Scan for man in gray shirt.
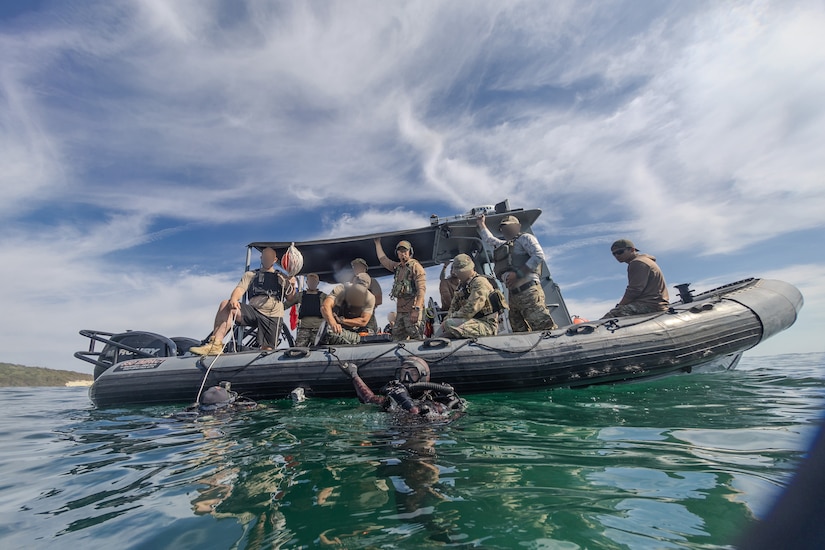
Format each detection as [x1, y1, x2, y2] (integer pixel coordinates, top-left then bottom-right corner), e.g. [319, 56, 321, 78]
[477, 215, 557, 332]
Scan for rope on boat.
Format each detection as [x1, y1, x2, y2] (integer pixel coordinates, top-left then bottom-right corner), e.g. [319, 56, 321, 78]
[194, 314, 236, 404]
[325, 342, 404, 370]
[329, 331, 551, 373]
[469, 330, 560, 355]
[270, 274, 296, 348]
[420, 339, 475, 364]
[600, 309, 674, 332]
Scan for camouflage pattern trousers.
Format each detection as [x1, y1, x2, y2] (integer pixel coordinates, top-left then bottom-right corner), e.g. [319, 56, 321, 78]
[322, 327, 362, 346]
[366, 313, 379, 334]
[439, 316, 498, 339]
[508, 284, 557, 332]
[601, 302, 667, 318]
[294, 326, 321, 347]
[392, 311, 423, 341]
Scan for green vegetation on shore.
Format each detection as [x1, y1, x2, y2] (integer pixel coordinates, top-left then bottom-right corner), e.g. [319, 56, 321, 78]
[0, 363, 92, 387]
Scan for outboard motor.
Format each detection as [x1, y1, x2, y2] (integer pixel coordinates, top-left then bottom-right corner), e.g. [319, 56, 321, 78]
[674, 283, 695, 304]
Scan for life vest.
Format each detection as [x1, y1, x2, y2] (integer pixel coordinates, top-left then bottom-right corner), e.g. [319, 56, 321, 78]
[493, 234, 534, 279]
[298, 291, 322, 318]
[390, 259, 420, 300]
[247, 269, 283, 300]
[333, 287, 367, 321]
[338, 301, 366, 321]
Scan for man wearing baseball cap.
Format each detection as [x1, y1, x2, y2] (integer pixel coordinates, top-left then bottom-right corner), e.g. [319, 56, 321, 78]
[477, 214, 557, 332]
[373, 238, 427, 341]
[320, 272, 375, 345]
[350, 258, 383, 333]
[601, 239, 669, 318]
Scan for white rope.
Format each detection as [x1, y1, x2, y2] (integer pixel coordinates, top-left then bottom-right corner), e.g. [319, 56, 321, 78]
[193, 269, 292, 404]
[272, 274, 295, 349]
[194, 310, 235, 404]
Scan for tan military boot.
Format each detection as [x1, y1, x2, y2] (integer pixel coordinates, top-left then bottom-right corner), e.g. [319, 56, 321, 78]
[189, 337, 224, 356]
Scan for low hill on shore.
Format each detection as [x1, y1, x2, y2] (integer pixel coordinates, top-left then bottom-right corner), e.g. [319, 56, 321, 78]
[0, 363, 93, 387]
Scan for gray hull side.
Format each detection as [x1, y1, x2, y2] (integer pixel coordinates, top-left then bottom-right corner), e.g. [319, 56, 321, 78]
[89, 279, 802, 407]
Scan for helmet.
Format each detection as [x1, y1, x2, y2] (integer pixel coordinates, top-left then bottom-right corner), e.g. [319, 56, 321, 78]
[198, 385, 235, 411]
[396, 357, 430, 384]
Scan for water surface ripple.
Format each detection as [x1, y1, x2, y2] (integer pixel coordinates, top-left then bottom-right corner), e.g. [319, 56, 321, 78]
[0, 352, 822, 549]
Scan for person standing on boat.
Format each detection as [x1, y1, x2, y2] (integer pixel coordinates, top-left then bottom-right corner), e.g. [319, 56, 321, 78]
[284, 273, 327, 347]
[320, 273, 375, 345]
[190, 247, 296, 355]
[350, 258, 383, 334]
[339, 357, 466, 419]
[434, 254, 501, 339]
[373, 238, 427, 341]
[476, 214, 557, 332]
[601, 239, 669, 318]
[439, 260, 461, 311]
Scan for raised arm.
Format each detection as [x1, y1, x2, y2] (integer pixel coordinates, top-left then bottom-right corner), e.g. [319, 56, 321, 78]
[476, 214, 505, 248]
[374, 238, 397, 271]
[340, 362, 387, 406]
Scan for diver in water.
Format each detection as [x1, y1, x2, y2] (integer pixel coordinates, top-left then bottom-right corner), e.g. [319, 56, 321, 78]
[339, 357, 466, 419]
[173, 381, 257, 419]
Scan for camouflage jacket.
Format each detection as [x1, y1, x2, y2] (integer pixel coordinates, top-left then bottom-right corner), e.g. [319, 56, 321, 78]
[449, 275, 495, 320]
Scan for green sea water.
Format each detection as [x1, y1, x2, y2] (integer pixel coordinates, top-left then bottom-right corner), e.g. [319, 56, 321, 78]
[1, 352, 823, 549]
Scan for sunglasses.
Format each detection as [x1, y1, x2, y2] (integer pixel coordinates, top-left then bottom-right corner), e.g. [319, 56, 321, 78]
[612, 248, 628, 256]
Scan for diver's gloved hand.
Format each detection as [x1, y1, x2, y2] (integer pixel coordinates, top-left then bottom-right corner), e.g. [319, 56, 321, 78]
[340, 362, 359, 378]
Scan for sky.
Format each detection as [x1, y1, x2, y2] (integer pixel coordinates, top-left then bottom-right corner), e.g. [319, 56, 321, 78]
[1, 0, 823, 373]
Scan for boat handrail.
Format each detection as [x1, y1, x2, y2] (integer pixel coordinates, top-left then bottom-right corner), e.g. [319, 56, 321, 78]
[74, 329, 177, 370]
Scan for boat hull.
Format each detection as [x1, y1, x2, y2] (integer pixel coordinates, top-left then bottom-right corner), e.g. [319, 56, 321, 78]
[88, 278, 802, 408]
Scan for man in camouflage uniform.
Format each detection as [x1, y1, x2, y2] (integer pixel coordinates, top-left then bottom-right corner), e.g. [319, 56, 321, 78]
[477, 214, 557, 332]
[374, 238, 427, 341]
[320, 273, 375, 345]
[435, 254, 499, 339]
[350, 258, 383, 334]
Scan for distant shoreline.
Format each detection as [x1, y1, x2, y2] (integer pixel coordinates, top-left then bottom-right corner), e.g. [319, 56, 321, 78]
[0, 363, 93, 387]
[65, 380, 94, 387]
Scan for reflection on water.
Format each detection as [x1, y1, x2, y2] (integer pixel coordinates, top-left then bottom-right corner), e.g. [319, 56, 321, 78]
[0, 352, 822, 548]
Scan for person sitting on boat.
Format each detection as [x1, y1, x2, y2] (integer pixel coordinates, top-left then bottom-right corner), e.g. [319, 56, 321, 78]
[190, 247, 296, 355]
[339, 357, 466, 419]
[320, 273, 375, 345]
[477, 214, 557, 332]
[283, 273, 327, 347]
[383, 311, 396, 334]
[434, 254, 502, 339]
[601, 239, 669, 318]
[439, 260, 461, 311]
[373, 238, 427, 341]
[350, 258, 383, 334]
